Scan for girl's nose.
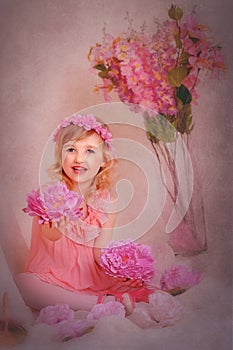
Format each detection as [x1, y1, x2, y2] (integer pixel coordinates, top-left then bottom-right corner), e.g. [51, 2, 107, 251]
[74, 151, 86, 163]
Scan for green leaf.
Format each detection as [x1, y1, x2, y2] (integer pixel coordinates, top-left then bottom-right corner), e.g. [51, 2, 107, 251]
[176, 105, 194, 134]
[171, 118, 178, 130]
[168, 66, 188, 87]
[176, 97, 184, 111]
[189, 37, 200, 44]
[176, 84, 192, 105]
[179, 51, 190, 65]
[144, 114, 177, 143]
[98, 70, 109, 79]
[183, 104, 192, 117]
[168, 5, 183, 21]
[94, 64, 107, 71]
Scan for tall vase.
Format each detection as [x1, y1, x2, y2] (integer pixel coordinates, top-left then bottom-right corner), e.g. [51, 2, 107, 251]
[149, 133, 207, 256]
[167, 142, 208, 255]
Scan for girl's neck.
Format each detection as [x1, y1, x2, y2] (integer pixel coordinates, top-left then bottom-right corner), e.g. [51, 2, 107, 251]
[72, 181, 93, 198]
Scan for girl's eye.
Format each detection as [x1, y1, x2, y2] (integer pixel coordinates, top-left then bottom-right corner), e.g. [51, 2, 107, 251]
[67, 147, 76, 153]
[87, 149, 95, 154]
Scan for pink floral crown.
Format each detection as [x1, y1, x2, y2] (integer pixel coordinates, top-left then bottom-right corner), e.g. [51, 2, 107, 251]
[52, 114, 113, 150]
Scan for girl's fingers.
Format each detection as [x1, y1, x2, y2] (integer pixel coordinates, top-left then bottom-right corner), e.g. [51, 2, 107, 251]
[42, 221, 49, 232]
[57, 216, 69, 229]
[123, 278, 144, 288]
[51, 219, 58, 228]
[59, 216, 65, 228]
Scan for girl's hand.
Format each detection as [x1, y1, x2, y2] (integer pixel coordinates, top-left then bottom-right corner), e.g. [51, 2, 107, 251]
[41, 216, 68, 241]
[121, 277, 144, 289]
[114, 277, 144, 292]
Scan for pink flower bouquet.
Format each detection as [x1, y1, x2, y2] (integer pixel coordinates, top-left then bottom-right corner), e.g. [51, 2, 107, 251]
[160, 264, 201, 295]
[100, 240, 156, 284]
[89, 5, 225, 136]
[23, 182, 83, 224]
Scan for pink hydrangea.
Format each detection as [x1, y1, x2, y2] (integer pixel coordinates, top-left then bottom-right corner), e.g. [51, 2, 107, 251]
[100, 240, 156, 283]
[35, 304, 75, 325]
[149, 290, 184, 326]
[160, 264, 201, 295]
[23, 182, 83, 224]
[87, 301, 125, 321]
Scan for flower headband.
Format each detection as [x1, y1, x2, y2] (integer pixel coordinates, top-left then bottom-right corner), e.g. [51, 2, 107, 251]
[52, 114, 113, 151]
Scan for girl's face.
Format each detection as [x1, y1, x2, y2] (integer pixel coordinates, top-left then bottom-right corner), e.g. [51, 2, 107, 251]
[62, 132, 105, 192]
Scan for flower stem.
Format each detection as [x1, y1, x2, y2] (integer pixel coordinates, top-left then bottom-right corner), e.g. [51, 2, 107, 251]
[150, 140, 176, 203]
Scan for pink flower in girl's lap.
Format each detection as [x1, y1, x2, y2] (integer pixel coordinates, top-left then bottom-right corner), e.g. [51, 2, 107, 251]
[160, 265, 201, 295]
[100, 240, 156, 284]
[35, 304, 75, 325]
[87, 301, 126, 321]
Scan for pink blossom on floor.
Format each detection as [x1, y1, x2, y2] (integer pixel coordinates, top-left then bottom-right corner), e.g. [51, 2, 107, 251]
[128, 302, 155, 329]
[160, 265, 201, 295]
[149, 290, 184, 326]
[56, 319, 95, 341]
[100, 240, 156, 284]
[35, 304, 75, 326]
[87, 301, 126, 321]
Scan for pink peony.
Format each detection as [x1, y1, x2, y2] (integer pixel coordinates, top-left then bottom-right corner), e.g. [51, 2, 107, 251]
[56, 319, 95, 341]
[100, 240, 156, 284]
[23, 189, 49, 223]
[23, 182, 83, 224]
[35, 304, 75, 325]
[87, 301, 125, 321]
[160, 264, 201, 295]
[42, 182, 83, 222]
[149, 290, 184, 326]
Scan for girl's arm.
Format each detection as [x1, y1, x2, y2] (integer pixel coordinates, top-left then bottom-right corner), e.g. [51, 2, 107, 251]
[93, 210, 117, 264]
[41, 217, 67, 241]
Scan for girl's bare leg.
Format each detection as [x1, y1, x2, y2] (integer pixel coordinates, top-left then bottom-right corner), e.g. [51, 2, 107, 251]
[15, 273, 113, 311]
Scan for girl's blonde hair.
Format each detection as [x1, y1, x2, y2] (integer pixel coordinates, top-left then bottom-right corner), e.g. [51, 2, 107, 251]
[48, 119, 118, 198]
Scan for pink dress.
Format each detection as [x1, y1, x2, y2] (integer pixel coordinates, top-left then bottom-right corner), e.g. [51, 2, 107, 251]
[24, 191, 152, 302]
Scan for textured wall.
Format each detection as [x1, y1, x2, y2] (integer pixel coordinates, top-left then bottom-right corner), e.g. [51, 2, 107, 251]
[0, 0, 232, 345]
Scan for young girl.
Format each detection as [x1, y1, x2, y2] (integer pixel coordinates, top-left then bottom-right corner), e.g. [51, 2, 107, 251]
[16, 114, 153, 314]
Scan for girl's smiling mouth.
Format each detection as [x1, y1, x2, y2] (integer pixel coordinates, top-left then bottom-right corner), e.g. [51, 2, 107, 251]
[72, 165, 88, 173]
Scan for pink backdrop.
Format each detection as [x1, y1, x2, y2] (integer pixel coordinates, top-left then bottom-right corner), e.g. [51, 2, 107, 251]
[0, 0, 232, 348]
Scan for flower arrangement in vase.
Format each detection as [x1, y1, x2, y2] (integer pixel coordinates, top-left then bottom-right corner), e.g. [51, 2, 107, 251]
[88, 5, 225, 254]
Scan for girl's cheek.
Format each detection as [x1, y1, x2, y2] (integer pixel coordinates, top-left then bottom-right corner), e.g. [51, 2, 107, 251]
[62, 152, 72, 164]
